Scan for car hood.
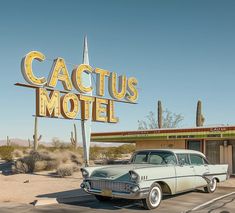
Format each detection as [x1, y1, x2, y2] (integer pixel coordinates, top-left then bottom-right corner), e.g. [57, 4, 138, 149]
[90, 164, 158, 180]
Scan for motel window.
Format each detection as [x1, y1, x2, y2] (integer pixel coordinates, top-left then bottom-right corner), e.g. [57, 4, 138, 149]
[187, 140, 202, 152]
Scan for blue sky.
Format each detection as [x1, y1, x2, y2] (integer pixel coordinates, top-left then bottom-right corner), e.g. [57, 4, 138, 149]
[0, 0, 235, 143]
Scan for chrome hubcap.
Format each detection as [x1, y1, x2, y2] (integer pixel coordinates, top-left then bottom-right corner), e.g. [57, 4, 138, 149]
[151, 190, 158, 203]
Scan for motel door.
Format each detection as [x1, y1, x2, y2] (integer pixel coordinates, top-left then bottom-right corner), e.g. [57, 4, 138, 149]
[206, 140, 234, 175]
[206, 141, 223, 164]
[226, 140, 235, 175]
[187, 140, 203, 152]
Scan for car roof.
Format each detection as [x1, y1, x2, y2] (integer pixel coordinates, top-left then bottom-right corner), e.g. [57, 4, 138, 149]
[135, 149, 206, 157]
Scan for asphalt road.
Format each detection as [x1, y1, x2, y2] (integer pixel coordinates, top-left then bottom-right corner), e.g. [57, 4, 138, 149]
[0, 187, 234, 213]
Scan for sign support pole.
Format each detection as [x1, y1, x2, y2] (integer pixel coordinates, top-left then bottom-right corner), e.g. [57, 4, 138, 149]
[81, 35, 92, 166]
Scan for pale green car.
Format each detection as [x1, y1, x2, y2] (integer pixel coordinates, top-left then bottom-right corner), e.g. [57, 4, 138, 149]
[80, 149, 228, 210]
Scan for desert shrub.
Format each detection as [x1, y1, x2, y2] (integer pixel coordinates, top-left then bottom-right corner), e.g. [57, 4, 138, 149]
[46, 160, 59, 171]
[117, 144, 135, 154]
[51, 138, 71, 150]
[37, 144, 47, 149]
[12, 149, 81, 174]
[55, 151, 71, 164]
[56, 163, 78, 177]
[34, 160, 47, 172]
[19, 155, 37, 173]
[0, 146, 14, 161]
[12, 150, 57, 173]
[12, 160, 29, 173]
[52, 138, 61, 148]
[12, 148, 82, 174]
[36, 150, 55, 161]
[67, 151, 82, 165]
[90, 146, 104, 160]
[12, 149, 24, 159]
[23, 148, 31, 155]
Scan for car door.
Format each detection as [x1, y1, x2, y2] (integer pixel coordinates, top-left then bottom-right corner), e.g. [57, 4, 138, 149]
[175, 154, 195, 193]
[189, 154, 209, 188]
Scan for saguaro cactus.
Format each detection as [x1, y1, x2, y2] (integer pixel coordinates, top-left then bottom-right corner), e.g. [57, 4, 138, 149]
[70, 123, 78, 149]
[33, 116, 42, 151]
[28, 139, 31, 148]
[6, 136, 11, 146]
[196, 100, 205, 127]
[158, 100, 163, 129]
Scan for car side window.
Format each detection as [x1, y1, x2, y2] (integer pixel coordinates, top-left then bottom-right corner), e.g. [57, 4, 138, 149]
[164, 154, 177, 165]
[190, 154, 204, 165]
[149, 154, 163, 164]
[177, 154, 190, 165]
[149, 152, 177, 165]
[133, 153, 148, 164]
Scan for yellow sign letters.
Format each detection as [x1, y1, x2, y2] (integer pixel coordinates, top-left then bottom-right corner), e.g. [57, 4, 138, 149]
[21, 50, 139, 123]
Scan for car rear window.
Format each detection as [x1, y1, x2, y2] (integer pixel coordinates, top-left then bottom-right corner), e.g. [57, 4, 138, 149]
[190, 154, 204, 165]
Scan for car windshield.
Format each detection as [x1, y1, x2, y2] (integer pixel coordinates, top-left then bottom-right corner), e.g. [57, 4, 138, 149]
[131, 151, 177, 165]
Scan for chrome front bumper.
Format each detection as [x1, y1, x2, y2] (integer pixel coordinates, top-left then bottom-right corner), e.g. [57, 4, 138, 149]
[81, 180, 149, 199]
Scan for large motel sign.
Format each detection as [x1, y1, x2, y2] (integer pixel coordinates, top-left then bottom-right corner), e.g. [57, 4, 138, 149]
[16, 36, 139, 166]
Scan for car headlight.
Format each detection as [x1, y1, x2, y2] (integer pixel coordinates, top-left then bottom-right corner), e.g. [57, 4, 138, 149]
[129, 171, 139, 182]
[81, 168, 89, 178]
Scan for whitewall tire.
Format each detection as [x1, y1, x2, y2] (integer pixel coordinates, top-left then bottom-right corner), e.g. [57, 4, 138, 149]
[204, 178, 217, 193]
[142, 183, 162, 210]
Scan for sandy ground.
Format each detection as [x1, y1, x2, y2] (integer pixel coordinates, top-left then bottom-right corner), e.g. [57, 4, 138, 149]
[0, 171, 83, 204]
[218, 177, 235, 187]
[0, 170, 234, 205]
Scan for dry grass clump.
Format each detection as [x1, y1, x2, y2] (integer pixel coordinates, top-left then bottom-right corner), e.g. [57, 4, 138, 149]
[56, 163, 79, 177]
[12, 149, 81, 176]
[0, 146, 14, 161]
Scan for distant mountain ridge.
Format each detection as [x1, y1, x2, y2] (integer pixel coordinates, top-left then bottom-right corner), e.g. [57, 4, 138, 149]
[0, 138, 51, 147]
[0, 138, 120, 147]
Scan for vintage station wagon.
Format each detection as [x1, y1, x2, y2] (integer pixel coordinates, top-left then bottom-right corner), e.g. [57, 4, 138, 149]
[80, 149, 228, 209]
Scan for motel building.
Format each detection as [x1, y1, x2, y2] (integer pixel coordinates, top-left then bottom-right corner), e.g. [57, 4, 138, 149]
[91, 126, 235, 175]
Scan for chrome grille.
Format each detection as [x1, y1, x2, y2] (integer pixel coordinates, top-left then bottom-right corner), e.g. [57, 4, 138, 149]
[90, 180, 129, 192]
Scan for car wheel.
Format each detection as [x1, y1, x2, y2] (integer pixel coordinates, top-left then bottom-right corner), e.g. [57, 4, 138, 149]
[204, 178, 217, 193]
[142, 183, 162, 210]
[95, 195, 111, 202]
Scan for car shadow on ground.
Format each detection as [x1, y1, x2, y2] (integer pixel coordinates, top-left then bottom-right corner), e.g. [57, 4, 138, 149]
[65, 197, 145, 211]
[37, 188, 87, 202]
[162, 188, 206, 201]
[38, 189, 144, 210]
[37, 188, 206, 211]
